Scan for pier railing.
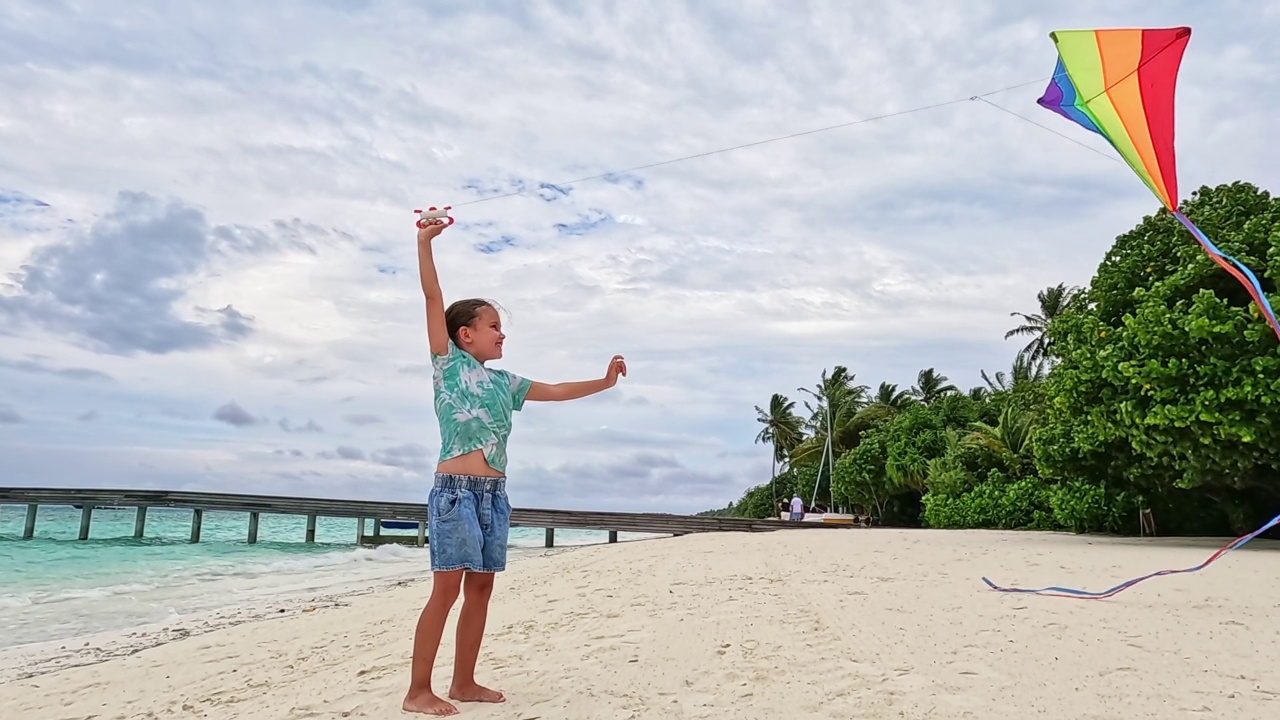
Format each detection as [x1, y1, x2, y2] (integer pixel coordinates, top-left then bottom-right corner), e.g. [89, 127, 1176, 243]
[0, 487, 849, 548]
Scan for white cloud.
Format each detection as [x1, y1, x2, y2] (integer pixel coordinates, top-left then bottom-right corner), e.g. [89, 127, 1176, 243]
[1, 1, 1278, 512]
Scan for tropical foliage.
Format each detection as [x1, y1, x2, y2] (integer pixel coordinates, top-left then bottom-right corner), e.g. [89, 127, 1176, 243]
[716, 182, 1280, 537]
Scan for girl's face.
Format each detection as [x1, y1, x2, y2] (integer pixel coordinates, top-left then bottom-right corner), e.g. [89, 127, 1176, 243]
[461, 306, 505, 361]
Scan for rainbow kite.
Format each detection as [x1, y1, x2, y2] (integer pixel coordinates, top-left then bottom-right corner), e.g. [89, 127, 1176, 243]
[1037, 27, 1280, 341]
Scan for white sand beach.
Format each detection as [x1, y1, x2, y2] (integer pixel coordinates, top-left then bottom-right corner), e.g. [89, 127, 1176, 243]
[2, 528, 1278, 719]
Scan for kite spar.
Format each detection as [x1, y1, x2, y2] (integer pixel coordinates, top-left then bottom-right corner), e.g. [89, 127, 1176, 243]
[1036, 26, 1280, 341]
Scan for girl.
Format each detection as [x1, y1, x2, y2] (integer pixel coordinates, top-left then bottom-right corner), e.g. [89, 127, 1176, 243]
[403, 217, 627, 716]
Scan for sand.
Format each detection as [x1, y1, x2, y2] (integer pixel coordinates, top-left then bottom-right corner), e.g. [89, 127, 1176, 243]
[1, 527, 1278, 719]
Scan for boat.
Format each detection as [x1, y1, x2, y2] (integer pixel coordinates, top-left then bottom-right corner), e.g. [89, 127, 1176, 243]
[379, 520, 420, 530]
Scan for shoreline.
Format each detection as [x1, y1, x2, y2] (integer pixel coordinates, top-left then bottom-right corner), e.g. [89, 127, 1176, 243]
[0, 543, 589, 684]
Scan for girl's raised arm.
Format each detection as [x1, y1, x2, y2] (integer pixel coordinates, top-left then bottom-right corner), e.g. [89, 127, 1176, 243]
[417, 220, 450, 357]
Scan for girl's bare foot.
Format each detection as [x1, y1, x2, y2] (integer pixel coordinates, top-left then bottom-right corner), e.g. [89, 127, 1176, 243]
[402, 689, 458, 716]
[448, 682, 505, 704]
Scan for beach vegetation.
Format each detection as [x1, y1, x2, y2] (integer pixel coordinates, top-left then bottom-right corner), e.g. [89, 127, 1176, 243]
[723, 182, 1280, 537]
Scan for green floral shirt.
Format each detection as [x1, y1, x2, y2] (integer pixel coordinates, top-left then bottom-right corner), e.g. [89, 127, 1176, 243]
[431, 340, 532, 474]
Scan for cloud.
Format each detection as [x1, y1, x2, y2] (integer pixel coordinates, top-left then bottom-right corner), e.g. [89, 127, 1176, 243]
[370, 443, 432, 473]
[0, 189, 50, 212]
[279, 417, 324, 433]
[315, 445, 366, 462]
[0, 355, 113, 382]
[474, 235, 518, 254]
[336, 445, 365, 461]
[212, 401, 257, 427]
[0, 404, 22, 424]
[511, 451, 740, 512]
[603, 173, 645, 191]
[0, 189, 54, 233]
[553, 209, 613, 236]
[0, 192, 255, 355]
[342, 413, 384, 426]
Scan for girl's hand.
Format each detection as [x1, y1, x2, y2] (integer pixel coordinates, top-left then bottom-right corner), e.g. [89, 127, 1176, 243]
[604, 355, 627, 387]
[417, 218, 448, 244]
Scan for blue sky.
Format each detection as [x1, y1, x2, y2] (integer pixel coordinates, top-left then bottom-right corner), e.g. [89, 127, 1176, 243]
[1, 1, 1278, 512]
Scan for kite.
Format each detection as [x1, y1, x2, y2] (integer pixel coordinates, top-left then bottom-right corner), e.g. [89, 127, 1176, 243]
[980, 30, 1280, 600]
[1036, 26, 1280, 341]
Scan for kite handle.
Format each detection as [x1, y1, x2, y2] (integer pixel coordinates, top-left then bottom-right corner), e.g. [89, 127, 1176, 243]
[414, 205, 454, 228]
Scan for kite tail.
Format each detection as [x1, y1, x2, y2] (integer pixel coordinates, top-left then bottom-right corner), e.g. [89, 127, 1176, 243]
[981, 512, 1280, 600]
[1172, 211, 1280, 342]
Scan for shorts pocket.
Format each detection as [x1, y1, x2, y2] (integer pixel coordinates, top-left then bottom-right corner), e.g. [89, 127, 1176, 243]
[432, 488, 464, 522]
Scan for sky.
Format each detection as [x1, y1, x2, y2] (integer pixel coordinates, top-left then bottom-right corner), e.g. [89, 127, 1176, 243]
[1, 1, 1278, 514]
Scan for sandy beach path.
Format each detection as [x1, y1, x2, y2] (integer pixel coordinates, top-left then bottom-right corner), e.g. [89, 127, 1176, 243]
[1, 528, 1278, 719]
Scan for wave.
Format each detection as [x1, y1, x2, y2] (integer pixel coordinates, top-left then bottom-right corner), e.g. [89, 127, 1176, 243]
[3, 544, 428, 609]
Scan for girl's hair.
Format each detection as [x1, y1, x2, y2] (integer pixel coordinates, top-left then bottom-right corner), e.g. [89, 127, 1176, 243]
[444, 298, 503, 344]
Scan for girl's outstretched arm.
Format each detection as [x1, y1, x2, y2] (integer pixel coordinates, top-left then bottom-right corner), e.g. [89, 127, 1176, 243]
[417, 220, 450, 356]
[526, 355, 627, 402]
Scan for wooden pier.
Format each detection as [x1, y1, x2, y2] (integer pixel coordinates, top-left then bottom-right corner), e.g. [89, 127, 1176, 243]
[0, 487, 847, 548]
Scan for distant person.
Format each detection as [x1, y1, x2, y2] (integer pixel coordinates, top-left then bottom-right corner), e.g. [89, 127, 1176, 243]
[402, 215, 628, 716]
[789, 494, 805, 521]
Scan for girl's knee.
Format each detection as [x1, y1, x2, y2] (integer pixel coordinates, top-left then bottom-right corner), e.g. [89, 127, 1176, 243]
[462, 571, 495, 599]
[429, 571, 465, 603]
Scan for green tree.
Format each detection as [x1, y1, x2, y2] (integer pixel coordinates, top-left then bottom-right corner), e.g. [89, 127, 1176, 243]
[1035, 182, 1280, 533]
[980, 350, 1048, 393]
[754, 393, 804, 502]
[871, 382, 916, 409]
[1005, 282, 1082, 364]
[790, 366, 869, 466]
[980, 350, 1049, 417]
[967, 403, 1037, 477]
[910, 368, 958, 405]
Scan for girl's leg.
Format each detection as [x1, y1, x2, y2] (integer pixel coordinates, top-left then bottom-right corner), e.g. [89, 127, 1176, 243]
[448, 571, 504, 702]
[403, 570, 464, 716]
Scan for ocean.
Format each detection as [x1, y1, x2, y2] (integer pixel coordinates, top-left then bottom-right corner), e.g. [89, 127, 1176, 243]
[0, 504, 641, 650]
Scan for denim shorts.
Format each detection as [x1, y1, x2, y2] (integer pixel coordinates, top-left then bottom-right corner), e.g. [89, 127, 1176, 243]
[428, 473, 511, 573]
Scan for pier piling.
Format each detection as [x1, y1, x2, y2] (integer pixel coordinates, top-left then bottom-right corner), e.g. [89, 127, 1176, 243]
[78, 506, 92, 541]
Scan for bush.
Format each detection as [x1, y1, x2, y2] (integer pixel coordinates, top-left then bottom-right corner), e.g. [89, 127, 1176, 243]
[922, 474, 1054, 530]
[1044, 481, 1139, 534]
[1036, 182, 1280, 510]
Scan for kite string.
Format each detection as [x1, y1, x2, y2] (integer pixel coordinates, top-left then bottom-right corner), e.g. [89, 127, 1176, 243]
[969, 96, 1122, 163]
[449, 76, 1053, 209]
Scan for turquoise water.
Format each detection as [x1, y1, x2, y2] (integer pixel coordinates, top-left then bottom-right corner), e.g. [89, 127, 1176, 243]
[0, 504, 643, 649]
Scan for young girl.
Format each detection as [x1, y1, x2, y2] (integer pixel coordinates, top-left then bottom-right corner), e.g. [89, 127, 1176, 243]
[403, 217, 627, 716]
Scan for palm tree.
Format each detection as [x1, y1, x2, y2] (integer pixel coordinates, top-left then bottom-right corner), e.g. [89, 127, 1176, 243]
[871, 381, 916, 410]
[980, 350, 1049, 393]
[910, 368, 958, 405]
[755, 393, 804, 504]
[966, 404, 1037, 473]
[792, 366, 869, 506]
[1006, 283, 1082, 364]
